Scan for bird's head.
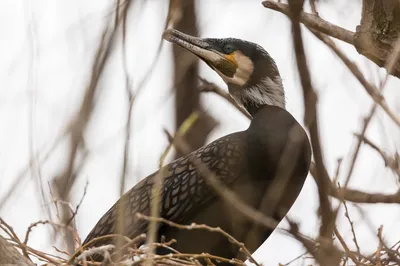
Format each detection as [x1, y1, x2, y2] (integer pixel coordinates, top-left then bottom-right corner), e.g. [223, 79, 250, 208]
[163, 29, 285, 116]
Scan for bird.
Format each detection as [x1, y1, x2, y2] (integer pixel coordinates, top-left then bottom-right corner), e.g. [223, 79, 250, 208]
[80, 29, 311, 265]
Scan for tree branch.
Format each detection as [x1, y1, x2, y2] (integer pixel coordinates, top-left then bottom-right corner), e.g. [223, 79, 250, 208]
[262, 0, 400, 78]
[309, 163, 400, 204]
[287, 0, 335, 243]
[262, 0, 355, 45]
[0, 236, 35, 266]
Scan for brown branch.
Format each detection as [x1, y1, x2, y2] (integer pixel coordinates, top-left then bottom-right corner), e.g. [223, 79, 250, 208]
[0, 217, 30, 260]
[0, 236, 35, 266]
[309, 163, 400, 203]
[52, 8, 123, 251]
[172, 0, 217, 159]
[22, 219, 79, 253]
[262, 0, 355, 45]
[198, 77, 252, 119]
[284, 217, 342, 266]
[22, 243, 65, 264]
[355, 0, 400, 78]
[376, 226, 384, 266]
[300, 30, 400, 203]
[280, 250, 308, 266]
[65, 180, 89, 227]
[337, 187, 400, 204]
[342, 200, 361, 256]
[287, 0, 334, 242]
[333, 227, 361, 266]
[356, 134, 400, 178]
[262, 0, 400, 78]
[309, 29, 400, 128]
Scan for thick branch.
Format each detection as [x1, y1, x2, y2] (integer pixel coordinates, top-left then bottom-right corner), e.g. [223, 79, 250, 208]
[262, 0, 355, 45]
[0, 236, 35, 266]
[355, 0, 400, 77]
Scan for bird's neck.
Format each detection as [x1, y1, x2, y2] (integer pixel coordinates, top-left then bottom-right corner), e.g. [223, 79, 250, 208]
[228, 76, 286, 117]
[242, 101, 266, 117]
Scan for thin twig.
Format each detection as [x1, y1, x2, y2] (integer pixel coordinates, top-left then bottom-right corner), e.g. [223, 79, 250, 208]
[198, 77, 252, 119]
[333, 227, 361, 266]
[0, 217, 30, 259]
[280, 250, 309, 266]
[65, 180, 89, 227]
[342, 200, 361, 256]
[68, 234, 133, 264]
[22, 219, 79, 253]
[355, 134, 400, 178]
[376, 226, 384, 266]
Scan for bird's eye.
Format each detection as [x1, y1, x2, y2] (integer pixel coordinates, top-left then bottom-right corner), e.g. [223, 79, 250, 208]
[223, 44, 235, 54]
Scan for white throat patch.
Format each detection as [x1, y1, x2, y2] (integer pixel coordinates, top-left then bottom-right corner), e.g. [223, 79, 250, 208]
[231, 76, 286, 110]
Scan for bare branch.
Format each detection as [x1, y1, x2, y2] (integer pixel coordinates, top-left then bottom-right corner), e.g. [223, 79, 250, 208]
[309, 30, 400, 128]
[287, 0, 334, 242]
[342, 200, 361, 256]
[198, 77, 252, 119]
[0, 236, 35, 266]
[263, 0, 400, 78]
[356, 134, 400, 178]
[262, 0, 355, 45]
[309, 164, 400, 203]
[334, 227, 361, 266]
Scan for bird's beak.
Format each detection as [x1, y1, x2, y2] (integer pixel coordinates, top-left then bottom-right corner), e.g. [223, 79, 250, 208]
[162, 29, 237, 77]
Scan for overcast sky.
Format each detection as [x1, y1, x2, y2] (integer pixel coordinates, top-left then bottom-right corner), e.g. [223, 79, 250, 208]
[1, 0, 400, 265]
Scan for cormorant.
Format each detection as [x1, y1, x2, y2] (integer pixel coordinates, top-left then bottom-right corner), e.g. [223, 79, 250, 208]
[81, 29, 311, 264]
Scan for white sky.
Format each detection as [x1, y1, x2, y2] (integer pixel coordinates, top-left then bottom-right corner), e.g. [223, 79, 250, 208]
[1, 0, 400, 265]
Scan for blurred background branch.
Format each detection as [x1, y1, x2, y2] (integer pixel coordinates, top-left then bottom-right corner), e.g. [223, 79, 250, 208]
[172, 0, 218, 158]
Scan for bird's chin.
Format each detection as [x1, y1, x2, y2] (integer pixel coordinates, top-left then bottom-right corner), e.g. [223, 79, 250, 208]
[203, 59, 237, 79]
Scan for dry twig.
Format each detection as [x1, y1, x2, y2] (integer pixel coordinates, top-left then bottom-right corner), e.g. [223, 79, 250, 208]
[198, 77, 252, 119]
[137, 214, 260, 266]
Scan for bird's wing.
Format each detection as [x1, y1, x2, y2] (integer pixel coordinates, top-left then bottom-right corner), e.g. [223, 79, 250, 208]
[82, 132, 246, 247]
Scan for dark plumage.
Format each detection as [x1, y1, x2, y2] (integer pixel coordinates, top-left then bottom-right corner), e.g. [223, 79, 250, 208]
[81, 29, 311, 265]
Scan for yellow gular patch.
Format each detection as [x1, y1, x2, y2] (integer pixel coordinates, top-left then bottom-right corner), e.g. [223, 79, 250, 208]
[224, 52, 238, 67]
[216, 51, 253, 86]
